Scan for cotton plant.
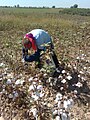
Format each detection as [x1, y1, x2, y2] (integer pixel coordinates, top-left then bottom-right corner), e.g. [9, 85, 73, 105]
[61, 112, 70, 120]
[66, 75, 72, 81]
[28, 77, 45, 103]
[55, 93, 63, 103]
[75, 82, 83, 88]
[61, 79, 67, 84]
[62, 70, 66, 74]
[7, 72, 14, 79]
[0, 48, 89, 120]
[52, 91, 74, 120]
[6, 79, 12, 84]
[30, 107, 38, 120]
[53, 108, 71, 120]
[13, 91, 19, 98]
[28, 84, 36, 91]
[0, 62, 5, 67]
[30, 87, 44, 101]
[15, 79, 25, 85]
[63, 98, 74, 110]
[8, 94, 13, 99]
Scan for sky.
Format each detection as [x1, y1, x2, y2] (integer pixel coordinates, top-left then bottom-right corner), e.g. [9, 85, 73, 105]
[0, 0, 90, 8]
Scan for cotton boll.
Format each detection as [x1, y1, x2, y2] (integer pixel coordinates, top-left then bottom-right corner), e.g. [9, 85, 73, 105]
[34, 78, 38, 81]
[69, 98, 74, 107]
[6, 79, 12, 84]
[75, 82, 82, 88]
[55, 93, 62, 102]
[81, 57, 84, 60]
[31, 108, 38, 118]
[81, 54, 85, 56]
[61, 79, 66, 84]
[0, 62, 5, 67]
[53, 109, 58, 115]
[58, 109, 63, 115]
[58, 75, 63, 79]
[40, 92, 44, 98]
[62, 70, 66, 74]
[8, 94, 13, 99]
[28, 77, 33, 82]
[2, 89, 6, 94]
[66, 73, 70, 76]
[31, 93, 39, 101]
[74, 90, 78, 94]
[84, 67, 87, 70]
[14, 91, 19, 98]
[20, 80, 25, 85]
[60, 87, 64, 91]
[39, 80, 41, 83]
[7, 73, 13, 78]
[63, 100, 68, 109]
[66, 76, 72, 80]
[67, 99, 74, 109]
[78, 74, 80, 78]
[15, 80, 21, 85]
[79, 71, 84, 74]
[55, 115, 60, 120]
[61, 112, 70, 120]
[33, 82, 37, 85]
[15, 79, 24, 85]
[0, 78, 3, 81]
[43, 73, 48, 77]
[50, 82, 53, 86]
[37, 85, 43, 90]
[48, 77, 53, 82]
[58, 101, 61, 108]
[56, 93, 62, 100]
[29, 85, 35, 91]
[76, 56, 80, 60]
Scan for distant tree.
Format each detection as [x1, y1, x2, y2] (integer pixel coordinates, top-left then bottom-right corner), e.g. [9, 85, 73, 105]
[70, 4, 78, 8]
[5, 6, 8, 8]
[14, 5, 16, 8]
[17, 4, 20, 8]
[52, 6, 55, 8]
[70, 6, 74, 8]
[73, 4, 78, 8]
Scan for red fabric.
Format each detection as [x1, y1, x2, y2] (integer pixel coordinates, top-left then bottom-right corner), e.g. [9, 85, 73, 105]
[28, 38, 37, 51]
[23, 33, 37, 51]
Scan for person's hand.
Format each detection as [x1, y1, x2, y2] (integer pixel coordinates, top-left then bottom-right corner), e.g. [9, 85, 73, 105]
[22, 48, 28, 57]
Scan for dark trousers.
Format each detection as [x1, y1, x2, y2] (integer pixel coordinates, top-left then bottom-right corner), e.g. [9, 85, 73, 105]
[51, 51, 59, 68]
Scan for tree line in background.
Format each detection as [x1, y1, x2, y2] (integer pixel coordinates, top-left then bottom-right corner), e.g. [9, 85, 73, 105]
[0, 4, 90, 16]
[0, 4, 79, 8]
[59, 8, 90, 16]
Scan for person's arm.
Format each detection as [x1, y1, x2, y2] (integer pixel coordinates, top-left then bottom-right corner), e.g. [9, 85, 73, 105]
[22, 47, 28, 58]
[23, 49, 41, 62]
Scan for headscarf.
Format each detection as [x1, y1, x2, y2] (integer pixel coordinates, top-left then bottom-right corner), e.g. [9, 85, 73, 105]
[23, 33, 37, 51]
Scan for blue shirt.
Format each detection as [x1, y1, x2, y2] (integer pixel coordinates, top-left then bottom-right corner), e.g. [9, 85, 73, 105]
[28, 29, 51, 50]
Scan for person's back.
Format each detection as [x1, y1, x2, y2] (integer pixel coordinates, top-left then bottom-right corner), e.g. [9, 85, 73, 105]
[28, 29, 51, 50]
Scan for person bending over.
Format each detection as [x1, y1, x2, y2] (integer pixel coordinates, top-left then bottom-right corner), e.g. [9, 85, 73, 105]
[22, 29, 59, 69]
